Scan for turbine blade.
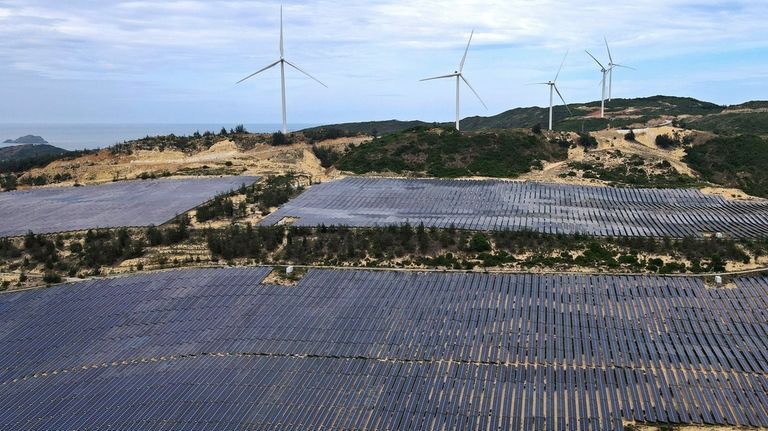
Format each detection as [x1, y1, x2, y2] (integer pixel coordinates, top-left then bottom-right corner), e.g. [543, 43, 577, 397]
[284, 59, 328, 87]
[460, 74, 487, 109]
[613, 63, 636, 70]
[553, 49, 569, 82]
[236, 60, 281, 83]
[585, 50, 605, 70]
[554, 85, 573, 115]
[526, 82, 551, 86]
[459, 29, 474, 72]
[420, 73, 458, 81]
[280, 5, 284, 58]
[604, 36, 613, 63]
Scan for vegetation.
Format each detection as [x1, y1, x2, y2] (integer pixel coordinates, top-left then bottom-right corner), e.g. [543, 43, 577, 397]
[655, 134, 679, 149]
[685, 112, 768, 136]
[0, 173, 17, 191]
[577, 133, 598, 149]
[685, 135, 768, 198]
[206, 224, 761, 274]
[311, 145, 344, 168]
[195, 174, 304, 222]
[0, 143, 67, 163]
[0, 149, 95, 175]
[303, 96, 729, 134]
[301, 120, 432, 136]
[303, 127, 357, 143]
[624, 129, 636, 141]
[567, 155, 697, 188]
[271, 131, 290, 146]
[336, 127, 568, 177]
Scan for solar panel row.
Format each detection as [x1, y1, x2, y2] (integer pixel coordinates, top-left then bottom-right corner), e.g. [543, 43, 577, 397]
[260, 177, 768, 237]
[0, 267, 767, 430]
[0, 176, 258, 237]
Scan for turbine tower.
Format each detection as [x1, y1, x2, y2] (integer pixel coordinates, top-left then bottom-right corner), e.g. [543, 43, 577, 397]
[532, 51, 573, 130]
[420, 30, 487, 131]
[603, 37, 634, 101]
[585, 50, 609, 118]
[237, 6, 327, 134]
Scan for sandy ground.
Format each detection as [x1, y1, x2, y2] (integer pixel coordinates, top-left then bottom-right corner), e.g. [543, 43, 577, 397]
[20, 137, 351, 188]
[516, 126, 759, 200]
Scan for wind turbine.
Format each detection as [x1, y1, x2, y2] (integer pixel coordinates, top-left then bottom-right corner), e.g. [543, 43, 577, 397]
[420, 30, 487, 131]
[532, 51, 573, 130]
[237, 6, 327, 134]
[603, 37, 634, 101]
[585, 50, 609, 118]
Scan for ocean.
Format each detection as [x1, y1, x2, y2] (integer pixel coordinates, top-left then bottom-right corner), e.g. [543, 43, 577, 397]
[0, 123, 317, 151]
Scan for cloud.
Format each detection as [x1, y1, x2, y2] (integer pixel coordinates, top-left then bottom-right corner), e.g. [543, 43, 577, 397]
[0, 0, 766, 122]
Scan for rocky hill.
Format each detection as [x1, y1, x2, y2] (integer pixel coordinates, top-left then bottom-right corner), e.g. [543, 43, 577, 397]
[0, 143, 67, 162]
[305, 95, 767, 135]
[2, 135, 48, 145]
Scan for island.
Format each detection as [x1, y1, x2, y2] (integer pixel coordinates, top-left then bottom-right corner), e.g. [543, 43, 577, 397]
[3, 135, 48, 144]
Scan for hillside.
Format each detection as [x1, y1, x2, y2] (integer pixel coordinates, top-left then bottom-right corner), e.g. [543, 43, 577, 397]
[304, 96, 730, 135]
[685, 135, 768, 198]
[0, 144, 67, 162]
[336, 127, 568, 177]
[306, 96, 768, 135]
[302, 119, 433, 136]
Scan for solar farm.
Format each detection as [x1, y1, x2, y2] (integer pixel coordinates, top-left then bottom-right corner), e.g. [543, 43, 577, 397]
[260, 177, 768, 237]
[0, 176, 257, 237]
[1, 267, 767, 430]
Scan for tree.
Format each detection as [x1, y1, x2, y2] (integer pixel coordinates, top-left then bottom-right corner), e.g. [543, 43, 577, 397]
[468, 233, 492, 252]
[219, 127, 228, 136]
[577, 133, 598, 149]
[234, 124, 247, 134]
[624, 129, 636, 141]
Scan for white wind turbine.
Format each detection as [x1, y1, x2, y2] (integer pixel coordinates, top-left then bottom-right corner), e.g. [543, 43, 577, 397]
[237, 6, 327, 134]
[604, 37, 634, 101]
[585, 50, 609, 118]
[532, 51, 573, 130]
[420, 30, 487, 131]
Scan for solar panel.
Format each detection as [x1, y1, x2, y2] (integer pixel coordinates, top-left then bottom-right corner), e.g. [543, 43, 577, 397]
[260, 177, 768, 238]
[0, 176, 258, 237]
[1, 267, 767, 429]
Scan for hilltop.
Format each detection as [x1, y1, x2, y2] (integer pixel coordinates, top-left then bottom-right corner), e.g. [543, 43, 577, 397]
[305, 95, 767, 135]
[2, 135, 48, 145]
[0, 143, 67, 162]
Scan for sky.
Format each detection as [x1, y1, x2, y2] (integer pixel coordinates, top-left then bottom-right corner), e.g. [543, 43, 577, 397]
[1, 0, 767, 125]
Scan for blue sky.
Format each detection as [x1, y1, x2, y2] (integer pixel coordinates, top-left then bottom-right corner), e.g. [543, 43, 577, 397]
[1, 0, 766, 125]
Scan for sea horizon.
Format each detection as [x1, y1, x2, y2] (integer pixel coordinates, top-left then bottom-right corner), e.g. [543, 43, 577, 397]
[0, 123, 318, 151]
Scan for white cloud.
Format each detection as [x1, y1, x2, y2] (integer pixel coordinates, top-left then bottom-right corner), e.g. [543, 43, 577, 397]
[0, 0, 766, 122]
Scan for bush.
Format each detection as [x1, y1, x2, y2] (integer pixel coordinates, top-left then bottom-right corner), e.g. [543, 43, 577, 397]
[577, 133, 598, 149]
[311, 145, 343, 168]
[655, 133, 678, 149]
[468, 233, 492, 252]
[43, 271, 62, 284]
[271, 131, 289, 146]
[532, 123, 542, 135]
[624, 129, 635, 141]
[1, 173, 18, 191]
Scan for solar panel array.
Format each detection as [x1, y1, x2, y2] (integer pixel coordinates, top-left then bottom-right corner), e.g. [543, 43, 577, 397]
[260, 177, 768, 237]
[0, 176, 257, 237]
[1, 268, 767, 430]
